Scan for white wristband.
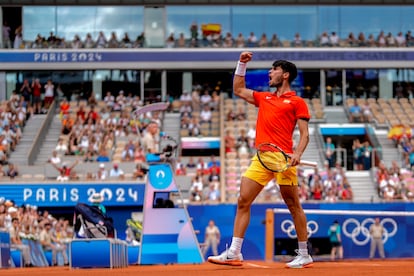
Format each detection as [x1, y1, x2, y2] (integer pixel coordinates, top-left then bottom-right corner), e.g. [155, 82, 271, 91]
[235, 61, 247, 76]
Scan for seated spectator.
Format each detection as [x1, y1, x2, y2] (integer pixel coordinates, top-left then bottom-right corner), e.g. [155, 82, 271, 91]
[39, 222, 69, 266]
[9, 217, 32, 267]
[224, 129, 237, 153]
[96, 148, 110, 162]
[109, 163, 124, 179]
[207, 155, 220, 169]
[196, 157, 209, 175]
[190, 175, 204, 202]
[347, 32, 357, 46]
[186, 156, 197, 169]
[61, 115, 74, 135]
[330, 32, 340, 47]
[121, 140, 135, 162]
[236, 106, 246, 121]
[179, 90, 192, 105]
[236, 129, 250, 155]
[188, 117, 201, 137]
[258, 33, 268, 47]
[55, 138, 69, 155]
[175, 163, 187, 176]
[200, 105, 212, 123]
[206, 182, 220, 202]
[319, 31, 330, 46]
[200, 90, 212, 107]
[133, 146, 146, 163]
[48, 150, 61, 165]
[292, 32, 303, 47]
[95, 163, 108, 180]
[59, 98, 70, 117]
[6, 163, 18, 179]
[235, 33, 245, 48]
[180, 112, 191, 129]
[226, 108, 236, 121]
[348, 99, 362, 122]
[85, 105, 99, 124]
[132, 163, 147, 181]
[179, 102, 192, 115]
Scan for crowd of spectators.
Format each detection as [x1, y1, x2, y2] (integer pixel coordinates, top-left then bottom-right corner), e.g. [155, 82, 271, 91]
[0, 197, 72, 267]
[3, 20, 413, 49]
[45, 90, 165, 182]
[375, 160, 414, 201]
[178, 84, 221, 137]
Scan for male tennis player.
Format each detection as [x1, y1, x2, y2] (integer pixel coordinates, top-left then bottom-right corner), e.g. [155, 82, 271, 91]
[208, 51, 313, 268]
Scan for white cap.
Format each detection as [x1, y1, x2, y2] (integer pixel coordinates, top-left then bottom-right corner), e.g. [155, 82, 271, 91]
[99, 163, 105, 168]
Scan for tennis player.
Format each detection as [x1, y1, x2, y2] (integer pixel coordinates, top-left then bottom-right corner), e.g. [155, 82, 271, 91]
[208, 51, 313, 268]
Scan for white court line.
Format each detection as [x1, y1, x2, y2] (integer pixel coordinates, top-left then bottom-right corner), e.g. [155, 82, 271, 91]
[245, 262, 271, 268]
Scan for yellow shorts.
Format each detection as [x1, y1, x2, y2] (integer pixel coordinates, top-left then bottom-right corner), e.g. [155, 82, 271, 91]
[243, 154, 298, 186]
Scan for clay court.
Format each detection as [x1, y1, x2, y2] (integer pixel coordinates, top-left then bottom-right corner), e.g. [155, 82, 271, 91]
[2, 259, 414, 276]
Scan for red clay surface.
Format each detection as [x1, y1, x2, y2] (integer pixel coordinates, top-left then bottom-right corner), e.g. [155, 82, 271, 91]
[2, 259, 414, 276]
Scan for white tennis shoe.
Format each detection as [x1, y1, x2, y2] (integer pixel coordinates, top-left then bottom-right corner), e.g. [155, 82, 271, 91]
[207, 250, 243, 266]
[285, 250, 314, 268]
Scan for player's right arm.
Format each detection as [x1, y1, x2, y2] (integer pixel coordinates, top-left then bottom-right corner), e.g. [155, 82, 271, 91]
[233, 51, 255, 105]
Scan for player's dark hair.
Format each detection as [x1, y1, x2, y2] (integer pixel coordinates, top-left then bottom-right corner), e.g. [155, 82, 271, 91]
[272, 60, 298, 83]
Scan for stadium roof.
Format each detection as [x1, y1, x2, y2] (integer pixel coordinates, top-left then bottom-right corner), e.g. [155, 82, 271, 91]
[0, 0, 414, 6]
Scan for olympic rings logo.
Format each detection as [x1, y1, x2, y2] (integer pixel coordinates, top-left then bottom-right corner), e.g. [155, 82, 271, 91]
[342, 218, 398, 246]
[281, 219, 319, 238]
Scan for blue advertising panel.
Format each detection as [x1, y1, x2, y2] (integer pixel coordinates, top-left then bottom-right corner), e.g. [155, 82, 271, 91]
[0, 49, 413, 64]
[187, 203, 414, 260]
[0, 183, 146, 207]
[0, 231, 11, 268]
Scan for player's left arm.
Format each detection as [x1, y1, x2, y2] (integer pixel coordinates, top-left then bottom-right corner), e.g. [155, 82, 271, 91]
[291, 118, 310, 166]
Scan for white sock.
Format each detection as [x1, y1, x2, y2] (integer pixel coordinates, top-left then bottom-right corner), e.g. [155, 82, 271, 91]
[298, 241, 309, 256]
[229, 237, 244, 255]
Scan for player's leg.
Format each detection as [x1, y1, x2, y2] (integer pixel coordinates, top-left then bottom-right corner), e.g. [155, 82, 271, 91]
[279, 184, 313, 268]
[207, 176, 263, 266]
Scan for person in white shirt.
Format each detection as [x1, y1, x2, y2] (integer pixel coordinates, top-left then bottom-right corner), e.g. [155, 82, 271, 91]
[202, 220, 221, 257]
[179, 90, 192, 104]
[44, 79, 55, 109]
[109, 163, 124, 179]
[200, 105, 212, 123]
[96, 163, 108, 180]
[104, 91, 115, 110]
[48, 151, 61, 165]
[329, 32, 340, 47]
[200, 90, 212, 106]
[395, 31, 406, 47]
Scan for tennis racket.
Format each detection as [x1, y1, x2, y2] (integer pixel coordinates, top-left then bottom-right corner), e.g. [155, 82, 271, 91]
[256, 142, 317, 173]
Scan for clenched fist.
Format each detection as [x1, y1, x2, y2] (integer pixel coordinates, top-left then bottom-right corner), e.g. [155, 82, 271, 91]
[239, 51, 253, 63]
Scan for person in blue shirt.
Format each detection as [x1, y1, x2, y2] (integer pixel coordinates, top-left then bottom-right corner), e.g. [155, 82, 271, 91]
[328, 220, 343, 261]
[348, 99, 362, 123]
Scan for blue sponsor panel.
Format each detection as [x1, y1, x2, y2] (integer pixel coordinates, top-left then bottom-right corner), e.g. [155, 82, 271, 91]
[70, 238, 128, 268]
[187, 203, 414, 260]
[0, 231, 11, 268]
[0, 50, 413, 64]
[0, 183, 145, 207]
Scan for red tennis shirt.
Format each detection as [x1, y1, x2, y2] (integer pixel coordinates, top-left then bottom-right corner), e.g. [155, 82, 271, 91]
[253, 91, 311, 154]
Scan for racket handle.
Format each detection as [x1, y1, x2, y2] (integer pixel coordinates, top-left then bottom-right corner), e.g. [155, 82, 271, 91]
[299, 160, 318, 167]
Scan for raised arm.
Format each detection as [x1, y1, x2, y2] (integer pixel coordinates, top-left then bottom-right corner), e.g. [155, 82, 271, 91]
[233, 51, 255, 105]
